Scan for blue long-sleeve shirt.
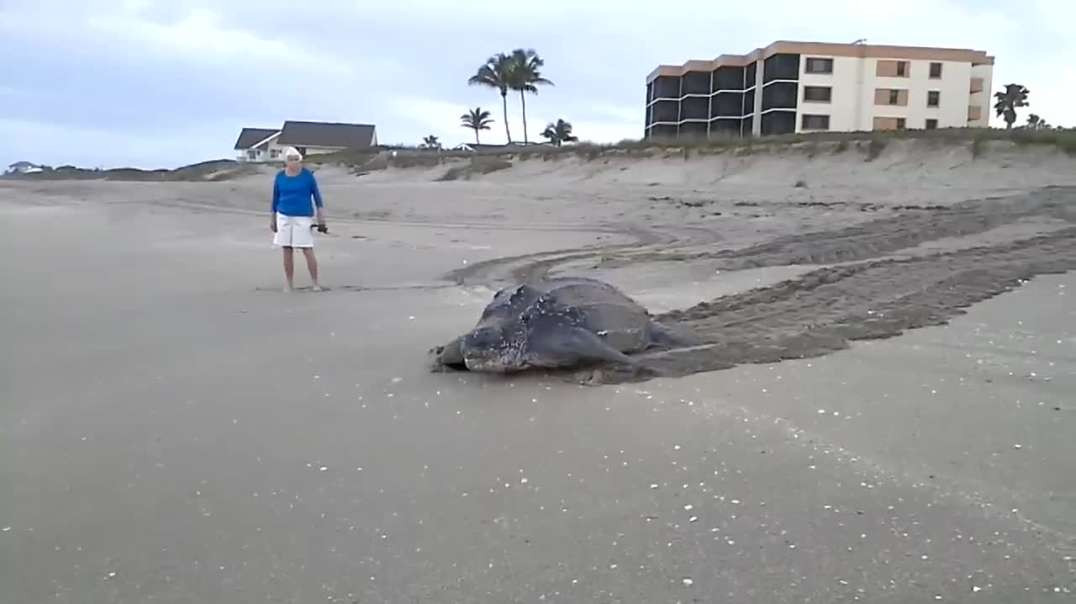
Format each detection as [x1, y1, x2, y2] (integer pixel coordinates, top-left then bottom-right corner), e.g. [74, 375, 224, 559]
[272, 168, 323, 217]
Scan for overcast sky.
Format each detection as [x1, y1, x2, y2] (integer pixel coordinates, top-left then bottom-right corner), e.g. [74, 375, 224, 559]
[1, 0, 1072, 168]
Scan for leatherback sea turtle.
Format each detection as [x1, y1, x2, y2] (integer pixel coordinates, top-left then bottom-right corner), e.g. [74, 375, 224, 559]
[430, 277, 691, 373]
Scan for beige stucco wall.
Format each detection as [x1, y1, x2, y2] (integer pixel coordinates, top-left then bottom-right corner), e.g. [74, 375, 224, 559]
[969, 63, 994, 127]
[797, 55, 863, 132]
[795, 54, 989, 133]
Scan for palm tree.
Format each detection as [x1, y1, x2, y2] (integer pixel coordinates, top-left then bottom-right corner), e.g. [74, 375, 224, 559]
[422, 135, 441, 150]
[540, 119, 578, 147]
[993, 83, 1029, 129]
[468, 54, 514, 143]
[460, 107, 494, 144]
[1026, 113, 1051, 130]
[507, 49, 553, 144]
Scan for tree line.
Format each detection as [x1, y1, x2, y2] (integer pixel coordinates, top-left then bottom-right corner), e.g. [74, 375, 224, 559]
[421, 75, 1056, 150]
[994, 84, 1062, 130]
[421, 48, 578, 149]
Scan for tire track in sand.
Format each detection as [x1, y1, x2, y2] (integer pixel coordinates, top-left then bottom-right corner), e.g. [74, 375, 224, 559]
[447, 187, 1076, 286]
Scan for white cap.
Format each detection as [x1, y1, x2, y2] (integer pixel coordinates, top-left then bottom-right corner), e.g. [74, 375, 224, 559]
[283, 146, 302, 160]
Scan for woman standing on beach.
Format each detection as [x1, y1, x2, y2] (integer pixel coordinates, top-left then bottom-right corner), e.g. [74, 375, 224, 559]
[271, 147, 327, 291]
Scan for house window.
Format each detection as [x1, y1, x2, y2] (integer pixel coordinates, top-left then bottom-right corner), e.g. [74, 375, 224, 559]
[801, 114, 830, 130]
[927, 91, 940, 107]
[896, 117, 906, 130]
[247, 150, 257, 160]
[896, 61, 908, 76]
[270, 149, 281, 158]
[929, 62, 943, 78]
[803, 86, 832, 102]
[926, 119, 939, 130]
[805, 58, 834, 74]
[889, 89, 900, 105]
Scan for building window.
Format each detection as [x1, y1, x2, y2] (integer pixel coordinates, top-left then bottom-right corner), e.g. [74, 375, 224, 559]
[873, 117, 908, 131]
[801, 114, 830, 130]
[930, 62, 943, 78]
[803, 86, 832, 102]
[805, 57, 834, 74]
[927, 91, 940, 107]
[247, 150, 257, 160]
[877, 60, 910, 77]
[926, 119, 938, 130]
[875, 88, 907, 106]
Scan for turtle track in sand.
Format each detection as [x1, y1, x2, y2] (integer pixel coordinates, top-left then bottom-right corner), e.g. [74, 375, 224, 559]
[581, 225, 1076, 383]
[436, 187, 1076, 383]
[458, 186, 1074, 384]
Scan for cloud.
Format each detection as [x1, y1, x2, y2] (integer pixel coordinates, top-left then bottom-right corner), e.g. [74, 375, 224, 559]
[1, 0, 1073, 168]
[0, 118, 232, 168]
[85, 8, 354, 75]
[389, 97, 478, 146]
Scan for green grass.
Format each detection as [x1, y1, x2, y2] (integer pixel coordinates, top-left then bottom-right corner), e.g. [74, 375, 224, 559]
[435, 157, 513, 181]
[316, 128, 1076, 170]
[522, 127, 1076, 161]
[865, 137, 887, 162]
[304, 149, 378, 168]
[1, 159, 259, 182]
[971, 134, 986, 159]
[8, 127, 1073, 184]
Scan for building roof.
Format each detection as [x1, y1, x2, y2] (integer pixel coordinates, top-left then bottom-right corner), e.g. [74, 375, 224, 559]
[276, 121, 376, 149]
[8, 161, 38, 168]
[234, 128, 280, 150]
[647, 40, 994, 82]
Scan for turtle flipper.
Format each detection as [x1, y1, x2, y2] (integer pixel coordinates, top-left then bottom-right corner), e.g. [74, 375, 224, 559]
[525, 326, 637, 369]
[646, 320, 701, 349]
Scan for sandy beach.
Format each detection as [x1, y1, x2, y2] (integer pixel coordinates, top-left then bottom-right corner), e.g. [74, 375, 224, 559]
[2, 139, 1075, 602]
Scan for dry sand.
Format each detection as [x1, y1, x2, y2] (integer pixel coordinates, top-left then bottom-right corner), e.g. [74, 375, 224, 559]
[1, 139, 1075, 602]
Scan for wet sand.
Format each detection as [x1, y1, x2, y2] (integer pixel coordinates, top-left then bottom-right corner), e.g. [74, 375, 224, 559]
[1, 145, 1075, 603]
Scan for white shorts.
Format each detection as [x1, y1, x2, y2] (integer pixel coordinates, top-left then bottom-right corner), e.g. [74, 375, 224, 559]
[273, 213, 314, 248]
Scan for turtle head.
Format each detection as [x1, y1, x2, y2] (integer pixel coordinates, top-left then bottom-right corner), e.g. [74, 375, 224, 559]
[457, 284, 540, 372]
[462, 294, 590, 372]
[460, 324, 527, 372]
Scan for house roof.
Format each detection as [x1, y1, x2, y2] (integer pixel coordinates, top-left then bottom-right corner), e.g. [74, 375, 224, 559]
[234, 128, 280, 150]
[276, 121, 376, 149]
[462, 142, 552, 153]
[8, 161, 38, 168]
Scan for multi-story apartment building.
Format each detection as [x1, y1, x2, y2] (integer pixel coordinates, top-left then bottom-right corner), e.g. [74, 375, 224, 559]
[645, 41, 994, 140]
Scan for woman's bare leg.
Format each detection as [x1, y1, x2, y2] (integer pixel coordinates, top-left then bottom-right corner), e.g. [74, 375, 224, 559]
[302, 248, 321, 290]
[282, 247, 295, 291]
